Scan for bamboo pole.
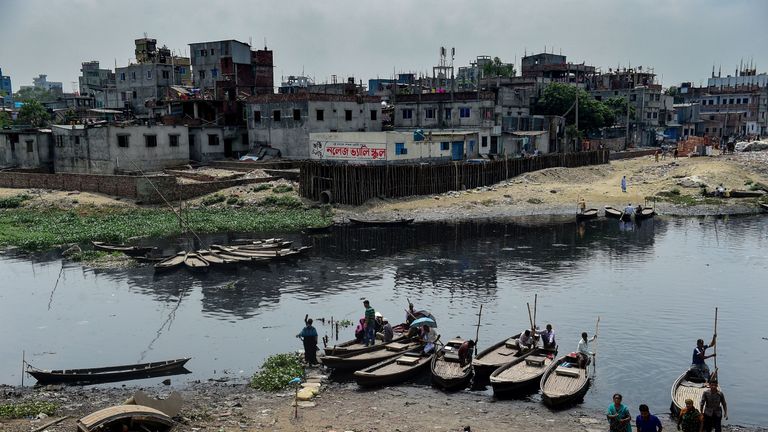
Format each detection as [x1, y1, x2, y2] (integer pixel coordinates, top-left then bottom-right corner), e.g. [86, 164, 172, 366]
[21, 350, 24, 387]
[526, 303, 534, 331]
[593, 316, 600, 367]
[474, 304, 483, 356]
[533, 293, 538, 330]
[713, 307, 718, 374]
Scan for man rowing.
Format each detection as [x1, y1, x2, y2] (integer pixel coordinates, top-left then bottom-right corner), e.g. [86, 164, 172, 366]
[691, 334, 717, 381]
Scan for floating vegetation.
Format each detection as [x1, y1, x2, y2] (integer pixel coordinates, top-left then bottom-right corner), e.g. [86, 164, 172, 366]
[0, 206, 329, 251]
[260, 195, 303, 209]
[250, 353, 304, 391]
[0, 401, 58, 419]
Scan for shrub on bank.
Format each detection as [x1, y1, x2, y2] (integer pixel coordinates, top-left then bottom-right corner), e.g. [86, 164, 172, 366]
[261, 195, 303, 209]
[0, 401, 58, 419]
[272, 185, 294, 194]
[0, 194, 31, 209]
[250, 353, 304, 391]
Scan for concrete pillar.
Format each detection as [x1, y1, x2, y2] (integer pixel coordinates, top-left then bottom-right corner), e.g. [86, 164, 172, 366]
[193, 102, 199, 119]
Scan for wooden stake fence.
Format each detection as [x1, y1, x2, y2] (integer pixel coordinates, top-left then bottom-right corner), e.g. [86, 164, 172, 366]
[300, 149, 610, 205]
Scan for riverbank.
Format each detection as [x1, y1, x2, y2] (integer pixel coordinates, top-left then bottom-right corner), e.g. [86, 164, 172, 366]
[1, 380, 763, 432]
[335, 152, 768, 221]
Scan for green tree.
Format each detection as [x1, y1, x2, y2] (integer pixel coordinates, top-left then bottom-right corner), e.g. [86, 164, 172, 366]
[16, 100, 50, 127]
[482, 57, 516, 78]
[0, 111, 11, 128]
[534, 83, 613, 132]
[604, 96, 636, 124]
[664, 86, 678, 97]
[14, 87, 57, 104]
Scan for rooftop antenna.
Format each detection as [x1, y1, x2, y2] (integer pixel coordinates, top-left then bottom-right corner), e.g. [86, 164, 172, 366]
[264, 37, 268, 49]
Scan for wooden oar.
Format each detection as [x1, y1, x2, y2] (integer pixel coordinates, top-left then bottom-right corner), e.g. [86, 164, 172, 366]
[712, 307, 718, 381]
[474, 304, 483, 356]
[526, 303, 534, 332]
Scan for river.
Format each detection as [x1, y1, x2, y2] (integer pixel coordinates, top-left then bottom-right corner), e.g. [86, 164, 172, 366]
[1, 215, 766, 426]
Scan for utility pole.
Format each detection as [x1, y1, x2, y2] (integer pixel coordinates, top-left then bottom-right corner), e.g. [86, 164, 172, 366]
[625, 94, 630, 150]
[574, 90, 579, 152]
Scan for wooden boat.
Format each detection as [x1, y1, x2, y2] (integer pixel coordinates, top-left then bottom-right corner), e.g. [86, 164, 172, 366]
[26, 358, 191, 385]
[604, 206, 622, 218]
[210, 245, 276, 262]
[490, 346, 558, 397]
[229, 237, 284, 245]
[212, 250, 267, 264]
[77, 405, 173, 432]
[183, 252, 210, 271]
[325, 331, 407, 356]
[576, 209, 598, 220]
[197, 250, 239, 268]
[133, 254, 171, 263]
[540, 355, 591, 407]
[303, 224, 333, 234]
[727, 190, 764, 198]
[349, 217, 415, 227]
[471, 333, 521, 379]
[236, 240, 293, 250]
[670, 369, 719, 416]
[153, 252, 186, 273]
[320, 339, 423, 372]
[759, 202, 768, 212]
[92, 241, 154, 256]
[431, 338, 472, 391]
[353, 348, 433, 387]
[635, 207, 656, 220]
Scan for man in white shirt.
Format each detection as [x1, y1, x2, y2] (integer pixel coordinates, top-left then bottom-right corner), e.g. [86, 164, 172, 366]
[517, 329, 535, 350]
[577, 331, 597, 368]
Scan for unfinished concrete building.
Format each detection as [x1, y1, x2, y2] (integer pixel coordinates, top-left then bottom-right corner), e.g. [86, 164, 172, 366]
[189, 40, 273, 99]
[0, 128, 54, 170]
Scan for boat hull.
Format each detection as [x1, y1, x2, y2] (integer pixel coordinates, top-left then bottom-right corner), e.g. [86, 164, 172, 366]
[27, 358, 191, 385]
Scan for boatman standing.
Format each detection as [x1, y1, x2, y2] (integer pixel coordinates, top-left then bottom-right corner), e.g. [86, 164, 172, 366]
[577, 331, 597, 368]
[296, 315, 318, 365]
[363, 300, 376, 347]
[691, 334, 716, 381]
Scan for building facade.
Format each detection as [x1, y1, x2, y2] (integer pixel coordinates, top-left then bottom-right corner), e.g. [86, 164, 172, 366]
[79, 61, 121, 109]
[246, 93, 383, 158]
[0, 128, 54, 170]
[52, 124, 189, 174]
[189, 40, 273, 98]
[0, 67, 12, 107]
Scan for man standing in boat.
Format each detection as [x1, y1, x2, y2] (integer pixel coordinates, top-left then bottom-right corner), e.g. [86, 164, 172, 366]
[363, 300, 376, 347]
[577, 331, 597, 367]
[691, 334, 716, 381]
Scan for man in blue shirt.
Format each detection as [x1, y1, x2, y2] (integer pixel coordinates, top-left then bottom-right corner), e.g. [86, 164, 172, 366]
[636, 404, 663, 432]
[692, 334, 717, 381]
[296, 315, 319, 364]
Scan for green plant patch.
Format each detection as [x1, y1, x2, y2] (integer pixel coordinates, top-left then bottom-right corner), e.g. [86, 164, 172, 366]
[252, 184, 272, 192]
[0, 194, 31, 209]
[250, 353, 304, 391]
[526, 197, 543, 204]
[201, 194, 226, 206]
[272, 185, 294, 194]
[261, 195, 303, 209]
[0, 206, 329, 251]
[0, 401, 57, 419]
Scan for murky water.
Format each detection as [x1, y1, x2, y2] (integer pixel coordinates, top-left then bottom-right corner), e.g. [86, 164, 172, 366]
[1, 216, 766, 426]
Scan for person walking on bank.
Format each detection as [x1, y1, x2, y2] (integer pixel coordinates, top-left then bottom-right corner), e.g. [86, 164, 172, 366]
[700, 381, 727, 432]
[296, 315, 318, 365]
[621, 175, 628, 193]
[363, 300, 376, 347]
[607, 393, 632, 432]
[636, 404, 663, 432]
[677, 399, 703, 432]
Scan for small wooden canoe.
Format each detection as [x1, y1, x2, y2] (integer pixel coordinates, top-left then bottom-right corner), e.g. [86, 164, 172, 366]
[431, 338, 472, 391]
[77, 405, 173, 432]
[490, 347, 558, 397]
[27, 358, 190, 385]
[303, 224, 333, 234]
[471, 333, 521, 379]
[636, 207, 656, 220]
[728, 190, 765, 198]
[353, 349, 432, 387]
[759, 203, 768, 212]
[320, 340, 423, 372]
[540, 355, 591, 407]
[349, 217, 415, 227]
[197, 250, 238, 268]
[670, 370, 719, 416]
[576, 209, 598, 220]
[92, 241, 154, 256]
[236, 240, 293, 250]
[604, 206, 622, 219]
[183, 252, 209, 271]
[325, 331, 407, 356]
[154, 252, 186, 272]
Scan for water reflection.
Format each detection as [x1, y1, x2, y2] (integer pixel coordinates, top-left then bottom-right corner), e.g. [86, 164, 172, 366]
[1, 215, 767, 426]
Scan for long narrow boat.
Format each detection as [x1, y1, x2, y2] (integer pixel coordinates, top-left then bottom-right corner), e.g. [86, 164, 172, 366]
[349, 217, 415, 227]
[325, 331, 407, 356]
[669, 370, 719, 416]
[183, 252, 210, 271]
[471, 333, 521, 379]
[303, 224, 333, 234]
[26, 358, 191, 385]
[540, 355, 591, 407]
[153, 252, 186, 273]
[604, 206, 622, 219]
[490, 346, 558, 397]
[576, 209, 599, 221]
[320, 340, 423, 372]
[197, 250, 238, 268]
[431, 338, 472, 391]
[236, 241, 293, 250]
[759, 203, 768, 212]
[92, 241, 154, 256]
[635, 207, 656, 220]
[353, 349, 433, 387]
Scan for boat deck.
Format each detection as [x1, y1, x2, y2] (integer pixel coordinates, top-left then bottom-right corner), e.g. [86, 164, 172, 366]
[542, 367, 588, 397]
[473, 339, 519, 367]
[673, 379, 713, 410]
[367, 355, 430, 375]
[495, 355, 553, 382]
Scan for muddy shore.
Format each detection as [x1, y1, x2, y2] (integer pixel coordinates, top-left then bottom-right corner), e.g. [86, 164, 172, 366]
[2, 378, 764, 432]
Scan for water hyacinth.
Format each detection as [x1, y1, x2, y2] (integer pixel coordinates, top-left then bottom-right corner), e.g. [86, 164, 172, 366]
[0, 401, 58, 419]
[250, 353, 304, 391]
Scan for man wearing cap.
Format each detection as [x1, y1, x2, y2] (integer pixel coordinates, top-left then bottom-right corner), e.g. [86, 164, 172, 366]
[381, 318, 394, 343]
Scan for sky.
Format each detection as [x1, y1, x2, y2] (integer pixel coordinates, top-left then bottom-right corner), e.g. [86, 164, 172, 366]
[1, 0, 766, 92]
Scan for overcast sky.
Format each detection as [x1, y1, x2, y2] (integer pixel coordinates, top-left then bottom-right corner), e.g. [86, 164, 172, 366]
[1, 0, 766, 92]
